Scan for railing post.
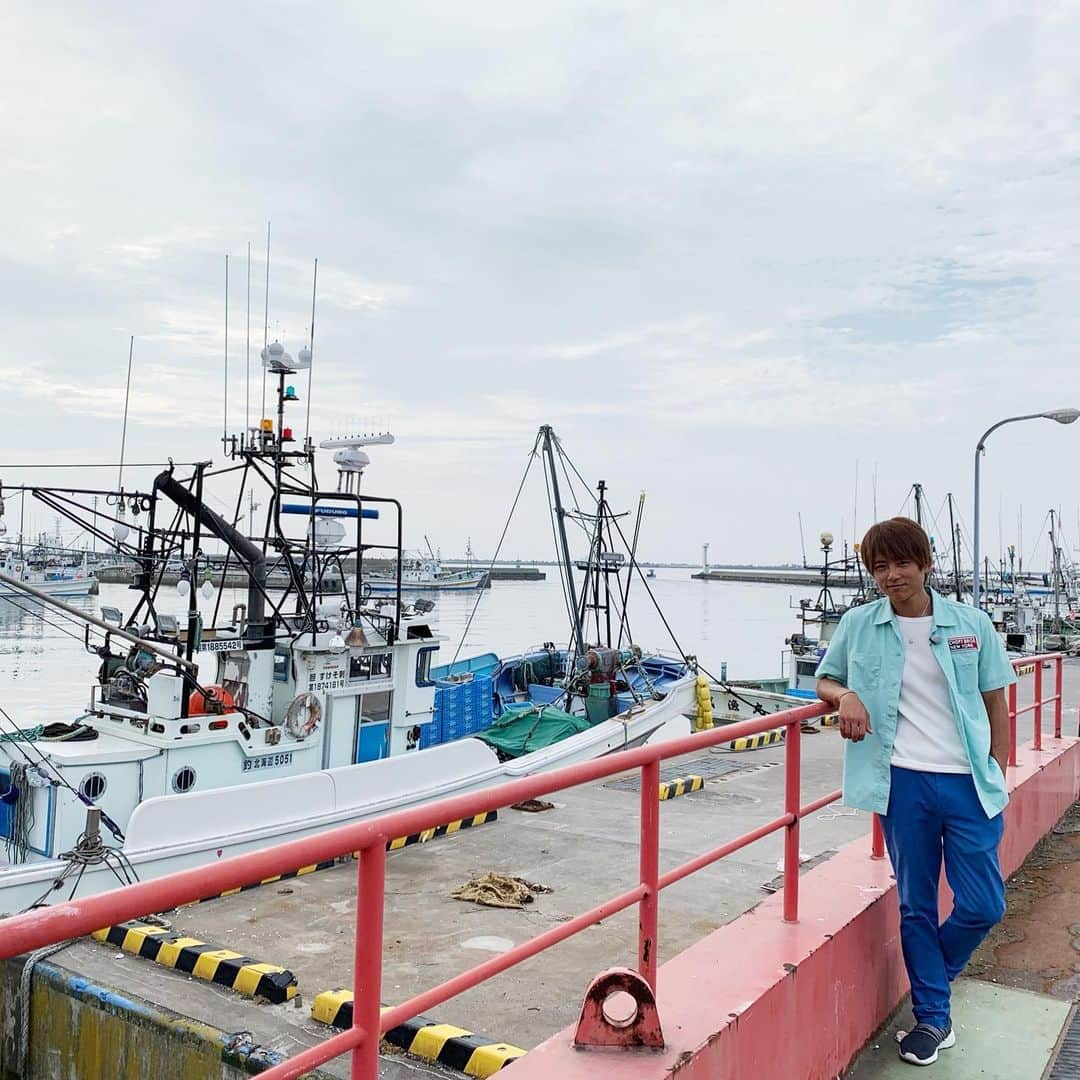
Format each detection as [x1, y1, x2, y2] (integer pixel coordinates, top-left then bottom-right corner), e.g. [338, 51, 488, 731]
[871, 813, 885, 859]
[353, 841, 387, 1080]
[638, 758, 660, 990]
[1054, 655, 1063, 739]
[782, 720, 800, 922]
[1033, 659, 1043, 751]
[1007, 682, 1018, 768]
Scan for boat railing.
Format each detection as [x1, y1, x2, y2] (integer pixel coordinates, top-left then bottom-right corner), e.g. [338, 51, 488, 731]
[0, 655, 1064, 1080]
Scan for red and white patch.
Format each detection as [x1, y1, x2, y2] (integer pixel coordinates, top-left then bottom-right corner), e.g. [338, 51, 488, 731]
[948, 635, 979, 651]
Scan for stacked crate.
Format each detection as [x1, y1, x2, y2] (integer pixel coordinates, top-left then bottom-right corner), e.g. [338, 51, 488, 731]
[432, 676, 494, 743]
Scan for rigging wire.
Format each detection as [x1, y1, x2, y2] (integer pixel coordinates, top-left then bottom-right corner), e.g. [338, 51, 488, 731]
[0, 593, 100, 646]
[449, 437, 542, 668]
[0, 707, 126, 842]
[540, 446, 578, 652]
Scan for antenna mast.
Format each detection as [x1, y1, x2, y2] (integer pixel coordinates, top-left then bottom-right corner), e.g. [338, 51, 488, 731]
[223, 253, 229, 442]
[245, 240, 251, 439]
[261, 221, 270, 421]
[305, 257, 317, 447]
[118, 336, 134, 491]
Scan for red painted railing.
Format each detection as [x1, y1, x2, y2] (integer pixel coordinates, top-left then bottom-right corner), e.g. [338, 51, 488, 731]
[0, 655, 1065, 1079]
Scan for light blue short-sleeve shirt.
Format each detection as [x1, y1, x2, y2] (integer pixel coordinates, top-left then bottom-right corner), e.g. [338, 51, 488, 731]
[815, 588, 1016, 818]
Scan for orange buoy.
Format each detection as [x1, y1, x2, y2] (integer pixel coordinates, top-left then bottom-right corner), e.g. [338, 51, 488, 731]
[188, 684, 236, 715]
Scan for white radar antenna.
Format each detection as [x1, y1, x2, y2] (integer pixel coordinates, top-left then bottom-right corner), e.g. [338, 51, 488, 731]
[319, 429, 395, 493]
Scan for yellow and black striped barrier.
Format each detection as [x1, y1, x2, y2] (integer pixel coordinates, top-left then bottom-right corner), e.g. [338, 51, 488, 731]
[820, 712, 840, 726]
[388, 811, 497, 851]
[728, 728, 786, 751]
[1016, 662, 1035, 676]
[658, 776, 704, 800]
[92, 921, 297, 1003]
[312, 989, 525, 1076]
[192, 813, 499, 904]
[194, 858, 339, 904]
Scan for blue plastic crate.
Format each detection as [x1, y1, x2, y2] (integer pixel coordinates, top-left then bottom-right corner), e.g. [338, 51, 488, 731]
[442, 716, 469, 742]
[418, 721, 440, 749]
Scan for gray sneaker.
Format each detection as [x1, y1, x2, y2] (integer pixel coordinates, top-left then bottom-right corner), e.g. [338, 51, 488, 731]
[896, 1024, 956, 1066]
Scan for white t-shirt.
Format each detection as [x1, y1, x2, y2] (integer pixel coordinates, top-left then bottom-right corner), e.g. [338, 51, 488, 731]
[890, 615, 971, 774]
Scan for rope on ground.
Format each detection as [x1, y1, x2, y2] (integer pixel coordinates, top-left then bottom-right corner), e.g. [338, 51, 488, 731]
[451, 872, 553, 909]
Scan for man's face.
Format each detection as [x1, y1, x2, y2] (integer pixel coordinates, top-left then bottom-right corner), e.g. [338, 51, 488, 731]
[870, 555, 929, 606]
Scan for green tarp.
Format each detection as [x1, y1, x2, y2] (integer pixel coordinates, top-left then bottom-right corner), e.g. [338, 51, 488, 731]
[478, 704, 593, 758]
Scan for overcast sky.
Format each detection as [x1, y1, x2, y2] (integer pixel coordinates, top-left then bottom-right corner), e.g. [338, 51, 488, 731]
[2, 2, 1078, 567]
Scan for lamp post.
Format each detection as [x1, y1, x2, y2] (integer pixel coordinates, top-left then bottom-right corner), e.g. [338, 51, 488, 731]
[972, 409, 1080, 608]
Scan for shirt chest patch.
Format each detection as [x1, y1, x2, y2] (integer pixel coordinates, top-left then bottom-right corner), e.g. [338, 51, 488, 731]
[948, 635, 979, 652]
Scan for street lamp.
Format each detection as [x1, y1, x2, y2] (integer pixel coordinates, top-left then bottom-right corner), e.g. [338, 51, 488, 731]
[972, 409, 1080, 607]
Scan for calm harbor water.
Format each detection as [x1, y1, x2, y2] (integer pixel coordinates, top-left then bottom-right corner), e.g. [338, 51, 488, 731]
[0, 573, 830, 727]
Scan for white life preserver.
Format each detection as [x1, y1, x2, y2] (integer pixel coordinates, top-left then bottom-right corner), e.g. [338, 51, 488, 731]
[284, 692, 322, 741]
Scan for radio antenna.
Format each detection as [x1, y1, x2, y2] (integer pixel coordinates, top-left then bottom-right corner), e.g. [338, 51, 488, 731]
[223, 253, 229, 442]
[304, 257, 317, 446]
[261, 221, 270, 421]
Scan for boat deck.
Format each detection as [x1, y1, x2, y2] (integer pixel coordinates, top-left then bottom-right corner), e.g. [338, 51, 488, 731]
[27, 719, 871, 1077]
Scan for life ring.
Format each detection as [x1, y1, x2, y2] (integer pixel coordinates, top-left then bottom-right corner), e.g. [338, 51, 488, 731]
[284, 692, 322, 740]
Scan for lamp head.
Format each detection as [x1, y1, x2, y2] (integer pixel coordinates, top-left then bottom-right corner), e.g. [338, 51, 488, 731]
[1042, 408, 1080, 425]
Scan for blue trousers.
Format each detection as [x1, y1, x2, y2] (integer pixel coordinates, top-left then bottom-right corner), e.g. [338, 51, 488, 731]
[879, 766, 1006, 1029]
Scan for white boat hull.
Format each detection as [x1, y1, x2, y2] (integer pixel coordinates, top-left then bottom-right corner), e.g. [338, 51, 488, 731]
[0, 675, 695, 913]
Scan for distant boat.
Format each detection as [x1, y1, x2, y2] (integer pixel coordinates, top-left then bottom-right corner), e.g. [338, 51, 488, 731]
[364, 554, 488, 593]
[646, 568, 656, 579]
[0, 549, 96, 598]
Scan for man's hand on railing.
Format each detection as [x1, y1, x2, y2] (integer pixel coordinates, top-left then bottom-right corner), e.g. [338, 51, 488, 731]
[837, 692, 872, 742]
[818, 677, 873, 742]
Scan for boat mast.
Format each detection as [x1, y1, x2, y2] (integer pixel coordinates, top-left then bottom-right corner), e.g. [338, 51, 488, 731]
[541, 425, 584, 653]
[1050, 509, 1060, 626]
[947, 493, 962, 601]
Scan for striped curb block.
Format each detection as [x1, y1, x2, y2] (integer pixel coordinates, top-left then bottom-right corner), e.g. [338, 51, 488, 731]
[312, 989, 525, 1076]
[388, 811, 497, 851]
[1015, 663, 1036, 676]
[821, 713, 840, 726]
[728, 728, 785, 751]
[658, 775, 704, 800]
[192, 812, 498, 904]
[194, 857, 339, 903]
[91, 921, 298, 1003]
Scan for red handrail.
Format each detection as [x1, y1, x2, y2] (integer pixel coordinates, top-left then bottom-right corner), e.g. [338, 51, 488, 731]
[0, 655, 1064, 1080]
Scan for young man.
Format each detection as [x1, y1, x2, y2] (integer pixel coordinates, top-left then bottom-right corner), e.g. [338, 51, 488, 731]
[816, 517, 1015, 1067]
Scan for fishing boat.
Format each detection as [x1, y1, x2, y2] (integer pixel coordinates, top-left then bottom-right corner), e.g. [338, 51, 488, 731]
[0, 338, 694, 913]
[0, 547, 96, 599]
[364, 551, 488, 594]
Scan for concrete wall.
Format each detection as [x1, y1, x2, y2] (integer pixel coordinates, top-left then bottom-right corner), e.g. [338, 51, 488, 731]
[509, 734, 1080, 1080]
[0, 956, 315, 1079]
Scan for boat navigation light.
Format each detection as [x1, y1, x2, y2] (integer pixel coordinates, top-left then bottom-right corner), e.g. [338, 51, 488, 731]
[328, 633, 346, 650]
[820, 531, 834, 552]
[1042, 408, 1080, 425]
[176, 575, 191, 599]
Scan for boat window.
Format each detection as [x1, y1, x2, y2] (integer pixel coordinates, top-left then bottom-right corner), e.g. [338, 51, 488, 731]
[172, 766, 197, 793]
[415, 646, 438, 687]
[358, 690, 392, 724]
[273, 650, 290, 682]
[79, 773, 107, 802]
[349, 650, 392, 682]
[217, 652, 250, 708]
